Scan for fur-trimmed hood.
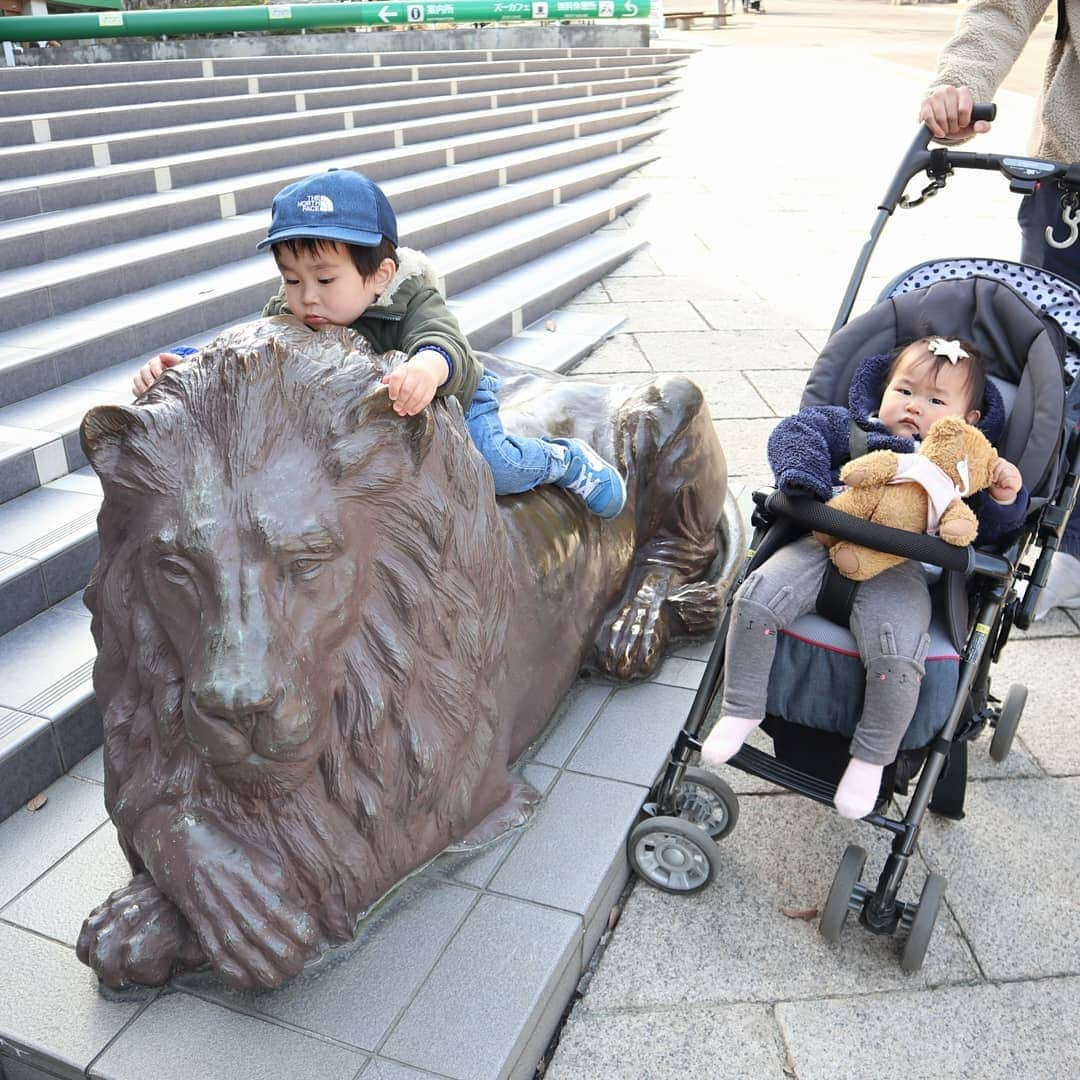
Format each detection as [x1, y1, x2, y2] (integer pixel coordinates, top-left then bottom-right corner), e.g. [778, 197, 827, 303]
[848, 350, 1008, 446]
[370, 247, 441, 314]
[927, 0, 1080, 162]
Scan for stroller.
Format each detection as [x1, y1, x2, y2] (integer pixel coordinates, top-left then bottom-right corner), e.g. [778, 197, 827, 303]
[626, 105, 1080, 971]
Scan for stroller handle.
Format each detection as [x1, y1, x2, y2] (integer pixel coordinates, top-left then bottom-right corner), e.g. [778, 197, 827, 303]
[760, 491, 1013, 580]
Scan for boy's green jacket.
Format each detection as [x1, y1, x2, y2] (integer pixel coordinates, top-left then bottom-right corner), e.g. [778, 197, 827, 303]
[262, 246, 483, 409]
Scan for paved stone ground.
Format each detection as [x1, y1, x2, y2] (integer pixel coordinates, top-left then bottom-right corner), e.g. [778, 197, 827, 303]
[545, 2, 1080, 1076]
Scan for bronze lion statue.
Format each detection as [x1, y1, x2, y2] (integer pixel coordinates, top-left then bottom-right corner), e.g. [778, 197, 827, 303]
[75, 317, 732, 990]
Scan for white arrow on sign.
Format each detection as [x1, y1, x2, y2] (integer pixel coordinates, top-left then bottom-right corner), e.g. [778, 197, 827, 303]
[378, 4, 400, 20]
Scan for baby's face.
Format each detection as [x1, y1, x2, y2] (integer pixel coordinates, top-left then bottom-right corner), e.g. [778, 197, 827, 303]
[276, 243, 391, 329]
[878, 348, 980, 440]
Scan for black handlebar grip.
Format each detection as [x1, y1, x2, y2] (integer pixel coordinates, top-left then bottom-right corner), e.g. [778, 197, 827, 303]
[971, 103, 997, 123]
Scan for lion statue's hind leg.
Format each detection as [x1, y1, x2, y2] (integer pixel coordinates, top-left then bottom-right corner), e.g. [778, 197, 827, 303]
[595, 376, 728, 680]
[451, 776, 542, 849]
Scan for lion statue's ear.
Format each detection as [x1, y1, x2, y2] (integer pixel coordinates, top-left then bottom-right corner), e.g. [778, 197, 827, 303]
[81, 405, 152, 487]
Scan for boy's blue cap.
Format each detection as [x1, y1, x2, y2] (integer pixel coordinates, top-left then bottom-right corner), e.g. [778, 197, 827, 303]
[256, 169, 398, 251]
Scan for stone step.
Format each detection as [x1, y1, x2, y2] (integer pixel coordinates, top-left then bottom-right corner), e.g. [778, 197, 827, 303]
[0, 61, 682, 150]
[0, 590, 99, 824]
[0, 52, 681, 117]
[0, 45, 693, 91]
[0, 77, 678, 194]
[0, 126, 662, 325]
[0, 156, 650, 409]
[0, 180, 647, 508]
[0, 95, 669, 228]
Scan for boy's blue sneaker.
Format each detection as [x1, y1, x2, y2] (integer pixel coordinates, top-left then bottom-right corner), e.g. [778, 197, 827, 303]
[551, 438, 627, 519]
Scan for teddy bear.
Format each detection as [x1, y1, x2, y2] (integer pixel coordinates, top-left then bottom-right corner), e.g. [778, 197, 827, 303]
[814, 415, 999, 581]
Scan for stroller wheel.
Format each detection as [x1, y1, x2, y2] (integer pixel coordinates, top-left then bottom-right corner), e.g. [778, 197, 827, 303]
[820, 844, 867, 942]
[900, 872, 946, 973]
[627, 816, 720, 894]
[989, 684, 1027, 763]
[673, 766, 740, 840]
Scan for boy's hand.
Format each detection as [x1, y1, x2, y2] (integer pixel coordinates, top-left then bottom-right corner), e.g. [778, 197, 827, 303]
[382, 350, 449, 416]
[988, 457, 1022, 505]
[132, 352, 185, 398]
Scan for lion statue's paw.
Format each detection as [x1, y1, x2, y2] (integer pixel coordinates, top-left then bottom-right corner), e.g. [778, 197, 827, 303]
[76, 872, 207, 989]
[597, 567, 721, 680]
[452, 777, 542, 849]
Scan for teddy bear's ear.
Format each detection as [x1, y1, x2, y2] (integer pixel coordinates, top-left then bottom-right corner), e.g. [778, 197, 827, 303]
[925, 415, 968, 442]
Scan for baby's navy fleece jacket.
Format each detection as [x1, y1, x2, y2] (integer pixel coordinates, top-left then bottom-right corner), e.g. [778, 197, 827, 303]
[766, 351, 1029, 549]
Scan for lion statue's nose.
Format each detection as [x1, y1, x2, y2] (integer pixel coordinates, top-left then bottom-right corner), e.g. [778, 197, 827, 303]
[187, 682, 282, 760]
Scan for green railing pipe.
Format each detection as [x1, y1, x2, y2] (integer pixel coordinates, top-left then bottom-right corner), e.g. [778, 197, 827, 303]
[1, 0, 649, 42]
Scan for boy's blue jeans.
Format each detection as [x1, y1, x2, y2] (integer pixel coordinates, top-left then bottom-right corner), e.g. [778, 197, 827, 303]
[464, 371, 564, 495]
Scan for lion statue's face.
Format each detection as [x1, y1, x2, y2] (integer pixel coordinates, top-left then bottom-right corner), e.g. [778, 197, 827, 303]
[140, 437, 373, 798]
[82, 320, 510, 819]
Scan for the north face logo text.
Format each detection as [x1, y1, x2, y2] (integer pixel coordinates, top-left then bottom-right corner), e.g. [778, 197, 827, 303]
[297, 194, 334, 213]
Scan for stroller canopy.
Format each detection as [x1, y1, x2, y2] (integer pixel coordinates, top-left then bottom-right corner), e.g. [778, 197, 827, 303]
[801, 273, 1070, 506]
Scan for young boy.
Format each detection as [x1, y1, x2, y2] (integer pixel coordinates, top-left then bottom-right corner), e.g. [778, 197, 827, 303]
[133, 169, 626, 519]
[700, 337, 1027, 819]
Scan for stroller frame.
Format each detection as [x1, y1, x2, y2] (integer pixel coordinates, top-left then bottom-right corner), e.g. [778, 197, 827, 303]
[629, 105, 1080, 971]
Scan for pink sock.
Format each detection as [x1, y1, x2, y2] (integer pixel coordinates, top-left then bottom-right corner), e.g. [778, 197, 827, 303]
[700, 715, 761, 766]
[834, 757, 885, 819]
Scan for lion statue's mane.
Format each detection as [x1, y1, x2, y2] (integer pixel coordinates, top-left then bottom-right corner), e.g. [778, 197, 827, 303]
[85, 322, 513, 944]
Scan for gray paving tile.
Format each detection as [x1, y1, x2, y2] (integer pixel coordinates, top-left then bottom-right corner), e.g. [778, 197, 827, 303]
[916, 777, 1080, 981]
[710, 418, 777, 478]
[636, 329, 817, 373]
[360, 1061, 440, 1080]
[985, 637, 1080, 775]
[547, 1002, 789, 1080]
[567, 681, 695, 786]
[382, 893, 580, 1080]
[429, 761, 557, 888]
[69, 746, 104, 783]
[745, 367, 811, 417]
[604, 274, 759, 303]
[489, 771, 644, 920]
[650, 654, 707, 690]
[2, 823, 129, 947]
[176, 875, 476, 1051]
[776, 977, 1080, 1080]
[691, 369, 776, 420]
[0, 922, 146, 1080]
[0, 773, 108, 908]
[528, 679, 613, 769]
[571, 333, 651, 375]
[89, 991, 367, 1080]
[579, 793, 979, 1012]
[567, 300, 709, 334]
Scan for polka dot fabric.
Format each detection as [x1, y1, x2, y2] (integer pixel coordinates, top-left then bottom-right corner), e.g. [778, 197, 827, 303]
[886, 259, 1080, 381]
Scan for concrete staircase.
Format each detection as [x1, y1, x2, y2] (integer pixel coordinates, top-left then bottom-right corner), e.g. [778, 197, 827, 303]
[0, 40, 690, 823]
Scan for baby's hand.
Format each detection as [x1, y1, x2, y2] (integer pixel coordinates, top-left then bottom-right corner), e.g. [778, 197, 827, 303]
[988, 458, 1022, 505]
[132, 352, 185, 398]
[381, 350, 449, 416]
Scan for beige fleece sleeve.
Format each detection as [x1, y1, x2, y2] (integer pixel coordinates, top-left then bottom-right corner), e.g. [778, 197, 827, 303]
[928, 0, 1053, 105]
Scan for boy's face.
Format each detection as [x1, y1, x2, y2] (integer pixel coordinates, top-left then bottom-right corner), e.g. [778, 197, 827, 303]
[275, 242, 395, 329]
[878, 346, 981, 440]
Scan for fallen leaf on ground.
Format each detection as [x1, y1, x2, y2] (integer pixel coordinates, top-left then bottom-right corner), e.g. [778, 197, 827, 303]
[545, 319, 557, 332]
[779, 905, 818, 920]
[25, 793, 48, 812]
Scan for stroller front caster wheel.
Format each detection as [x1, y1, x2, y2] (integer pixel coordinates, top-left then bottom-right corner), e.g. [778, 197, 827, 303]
[820, 844, 867, 942]
[627, 816, 720, 894]
[673, 766, 740, 840]
[989, 683, 1027, 763]
[901, 872, 946, 972]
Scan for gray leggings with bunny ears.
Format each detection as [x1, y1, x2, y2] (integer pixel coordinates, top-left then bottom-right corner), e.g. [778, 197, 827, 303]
[720, 536, 932, 766]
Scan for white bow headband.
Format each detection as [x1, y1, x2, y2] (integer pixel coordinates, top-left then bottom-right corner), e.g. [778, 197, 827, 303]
[927, 338, 970, 364]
